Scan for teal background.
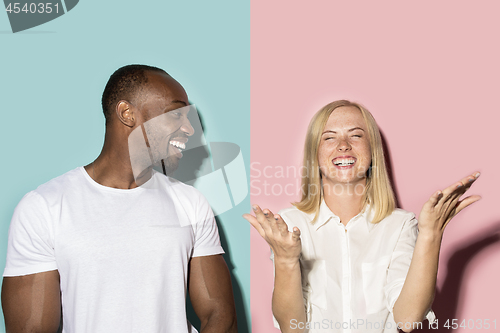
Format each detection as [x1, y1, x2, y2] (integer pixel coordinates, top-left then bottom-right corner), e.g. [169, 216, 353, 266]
[0, 1, 250, 331]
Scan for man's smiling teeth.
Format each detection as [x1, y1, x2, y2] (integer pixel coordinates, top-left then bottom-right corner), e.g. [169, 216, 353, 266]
[169, 140, 185, 151]
[333, 159, 355, 166]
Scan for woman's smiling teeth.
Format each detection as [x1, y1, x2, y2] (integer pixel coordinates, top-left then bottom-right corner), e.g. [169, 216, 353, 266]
[333, 158, 356, 166]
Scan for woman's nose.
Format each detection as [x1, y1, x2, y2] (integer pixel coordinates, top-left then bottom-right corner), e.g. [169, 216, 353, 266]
[337, 138, 351, 151]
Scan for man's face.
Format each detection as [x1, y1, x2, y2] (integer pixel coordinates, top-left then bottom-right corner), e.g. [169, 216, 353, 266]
[134, 72, 194, 175]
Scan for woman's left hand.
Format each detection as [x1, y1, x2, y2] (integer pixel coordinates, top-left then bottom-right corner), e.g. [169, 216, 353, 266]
[418, 172, 481, 238]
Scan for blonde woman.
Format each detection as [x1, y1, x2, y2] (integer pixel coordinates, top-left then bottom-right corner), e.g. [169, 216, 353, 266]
[244, 100, 480, 333]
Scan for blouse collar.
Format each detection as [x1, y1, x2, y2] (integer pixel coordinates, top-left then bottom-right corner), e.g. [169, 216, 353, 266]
[314, 199, 376, 232]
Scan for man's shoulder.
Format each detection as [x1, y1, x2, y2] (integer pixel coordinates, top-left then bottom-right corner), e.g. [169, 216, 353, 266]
[13, 167, 83, 220]
[33, 167, 83, 198]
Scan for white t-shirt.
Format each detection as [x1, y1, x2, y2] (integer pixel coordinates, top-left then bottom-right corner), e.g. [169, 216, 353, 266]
[272, 200, 435, 333]
[4, 167, 224, 333]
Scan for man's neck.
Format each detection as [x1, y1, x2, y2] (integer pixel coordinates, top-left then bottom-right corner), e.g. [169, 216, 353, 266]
[85, 134, 141, 190]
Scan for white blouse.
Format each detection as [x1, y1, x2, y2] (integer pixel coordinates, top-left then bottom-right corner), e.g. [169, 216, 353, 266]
[272, 200, 435, 333]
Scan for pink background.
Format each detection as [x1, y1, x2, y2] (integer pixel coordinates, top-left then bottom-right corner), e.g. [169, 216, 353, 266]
[251, 1, 500, 332]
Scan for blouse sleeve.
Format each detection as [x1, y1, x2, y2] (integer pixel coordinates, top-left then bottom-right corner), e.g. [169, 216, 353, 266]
[384, 215, 436, 324]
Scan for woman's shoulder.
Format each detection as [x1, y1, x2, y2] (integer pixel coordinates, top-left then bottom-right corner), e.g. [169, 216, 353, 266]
[278, 206, 313, 229]
[376, 207, 418, 230]
[388, 208, 416, 220]
[278, 205, 311, 218]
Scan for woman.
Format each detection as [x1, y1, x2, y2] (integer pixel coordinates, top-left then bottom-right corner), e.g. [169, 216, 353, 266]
[244, 100, 480, 333]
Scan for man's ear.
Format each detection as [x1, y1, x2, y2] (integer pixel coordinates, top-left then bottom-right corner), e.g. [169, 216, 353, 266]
[116, 101, 136, 127]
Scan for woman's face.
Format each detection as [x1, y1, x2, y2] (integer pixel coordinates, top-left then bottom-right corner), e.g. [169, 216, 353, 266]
[317, 106, 372, 188]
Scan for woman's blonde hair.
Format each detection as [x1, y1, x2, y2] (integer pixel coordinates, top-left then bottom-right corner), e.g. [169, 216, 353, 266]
[293, 100, 395, 224]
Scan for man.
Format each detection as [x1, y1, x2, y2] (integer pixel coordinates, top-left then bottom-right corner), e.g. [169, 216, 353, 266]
[1, 65, 237, 332]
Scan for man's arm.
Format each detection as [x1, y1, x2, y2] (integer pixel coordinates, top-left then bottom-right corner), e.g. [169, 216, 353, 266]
[2, 270, 61, 333]
[188, 254, 237, 333]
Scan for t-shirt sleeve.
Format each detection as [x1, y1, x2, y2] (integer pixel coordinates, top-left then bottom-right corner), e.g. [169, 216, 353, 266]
[191, 190, 224, 257]
[384, 214, 436, 324]
[3, 191, 58, 277]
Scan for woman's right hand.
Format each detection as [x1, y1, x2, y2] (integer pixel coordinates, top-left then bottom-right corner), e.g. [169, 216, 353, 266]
[243, 205, 302, 265]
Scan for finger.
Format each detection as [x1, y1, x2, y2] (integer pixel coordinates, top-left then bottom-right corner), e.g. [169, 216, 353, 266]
[437, 175, 478, 210]
[459, 172, 481, 193]
[442, 172, 481, 209]
[262, 209, 280, 231]
[454, 195, 482, 215]
[441, 172, 480, 197]
[252, 205, 273, 232]
[242, 213, 266, 238]
[442, 195, 482, 230]
[427, 190, 443, 207]
[273, 214, 289, 235]
[440, 182, 466, 204]
[441, 184, 467, 210]
[252, 204, 266, 218]
[438, 186, 469, 222]
[461, 171, 481, 186]
[292, 227, 301, 241]
[262, 208, 275, 220]
[432, 182, 463, 209]
[457, 172, 480, 192]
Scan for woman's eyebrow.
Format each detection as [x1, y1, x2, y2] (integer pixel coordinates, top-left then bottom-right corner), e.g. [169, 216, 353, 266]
[348, 127, 365, 132]
[322, 127, 365, 135]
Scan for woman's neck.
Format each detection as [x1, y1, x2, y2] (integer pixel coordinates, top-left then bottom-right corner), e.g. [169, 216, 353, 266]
[323, 180, 366, 226]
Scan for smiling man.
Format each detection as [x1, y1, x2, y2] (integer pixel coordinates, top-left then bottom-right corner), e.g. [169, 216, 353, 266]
[1, 65, 237, 333]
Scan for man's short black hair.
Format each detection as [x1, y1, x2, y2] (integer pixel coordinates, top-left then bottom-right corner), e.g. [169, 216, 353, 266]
[101, 64, 168, 124]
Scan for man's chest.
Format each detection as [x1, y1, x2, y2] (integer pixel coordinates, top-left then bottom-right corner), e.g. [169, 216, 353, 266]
[53, 195, 196, 274]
